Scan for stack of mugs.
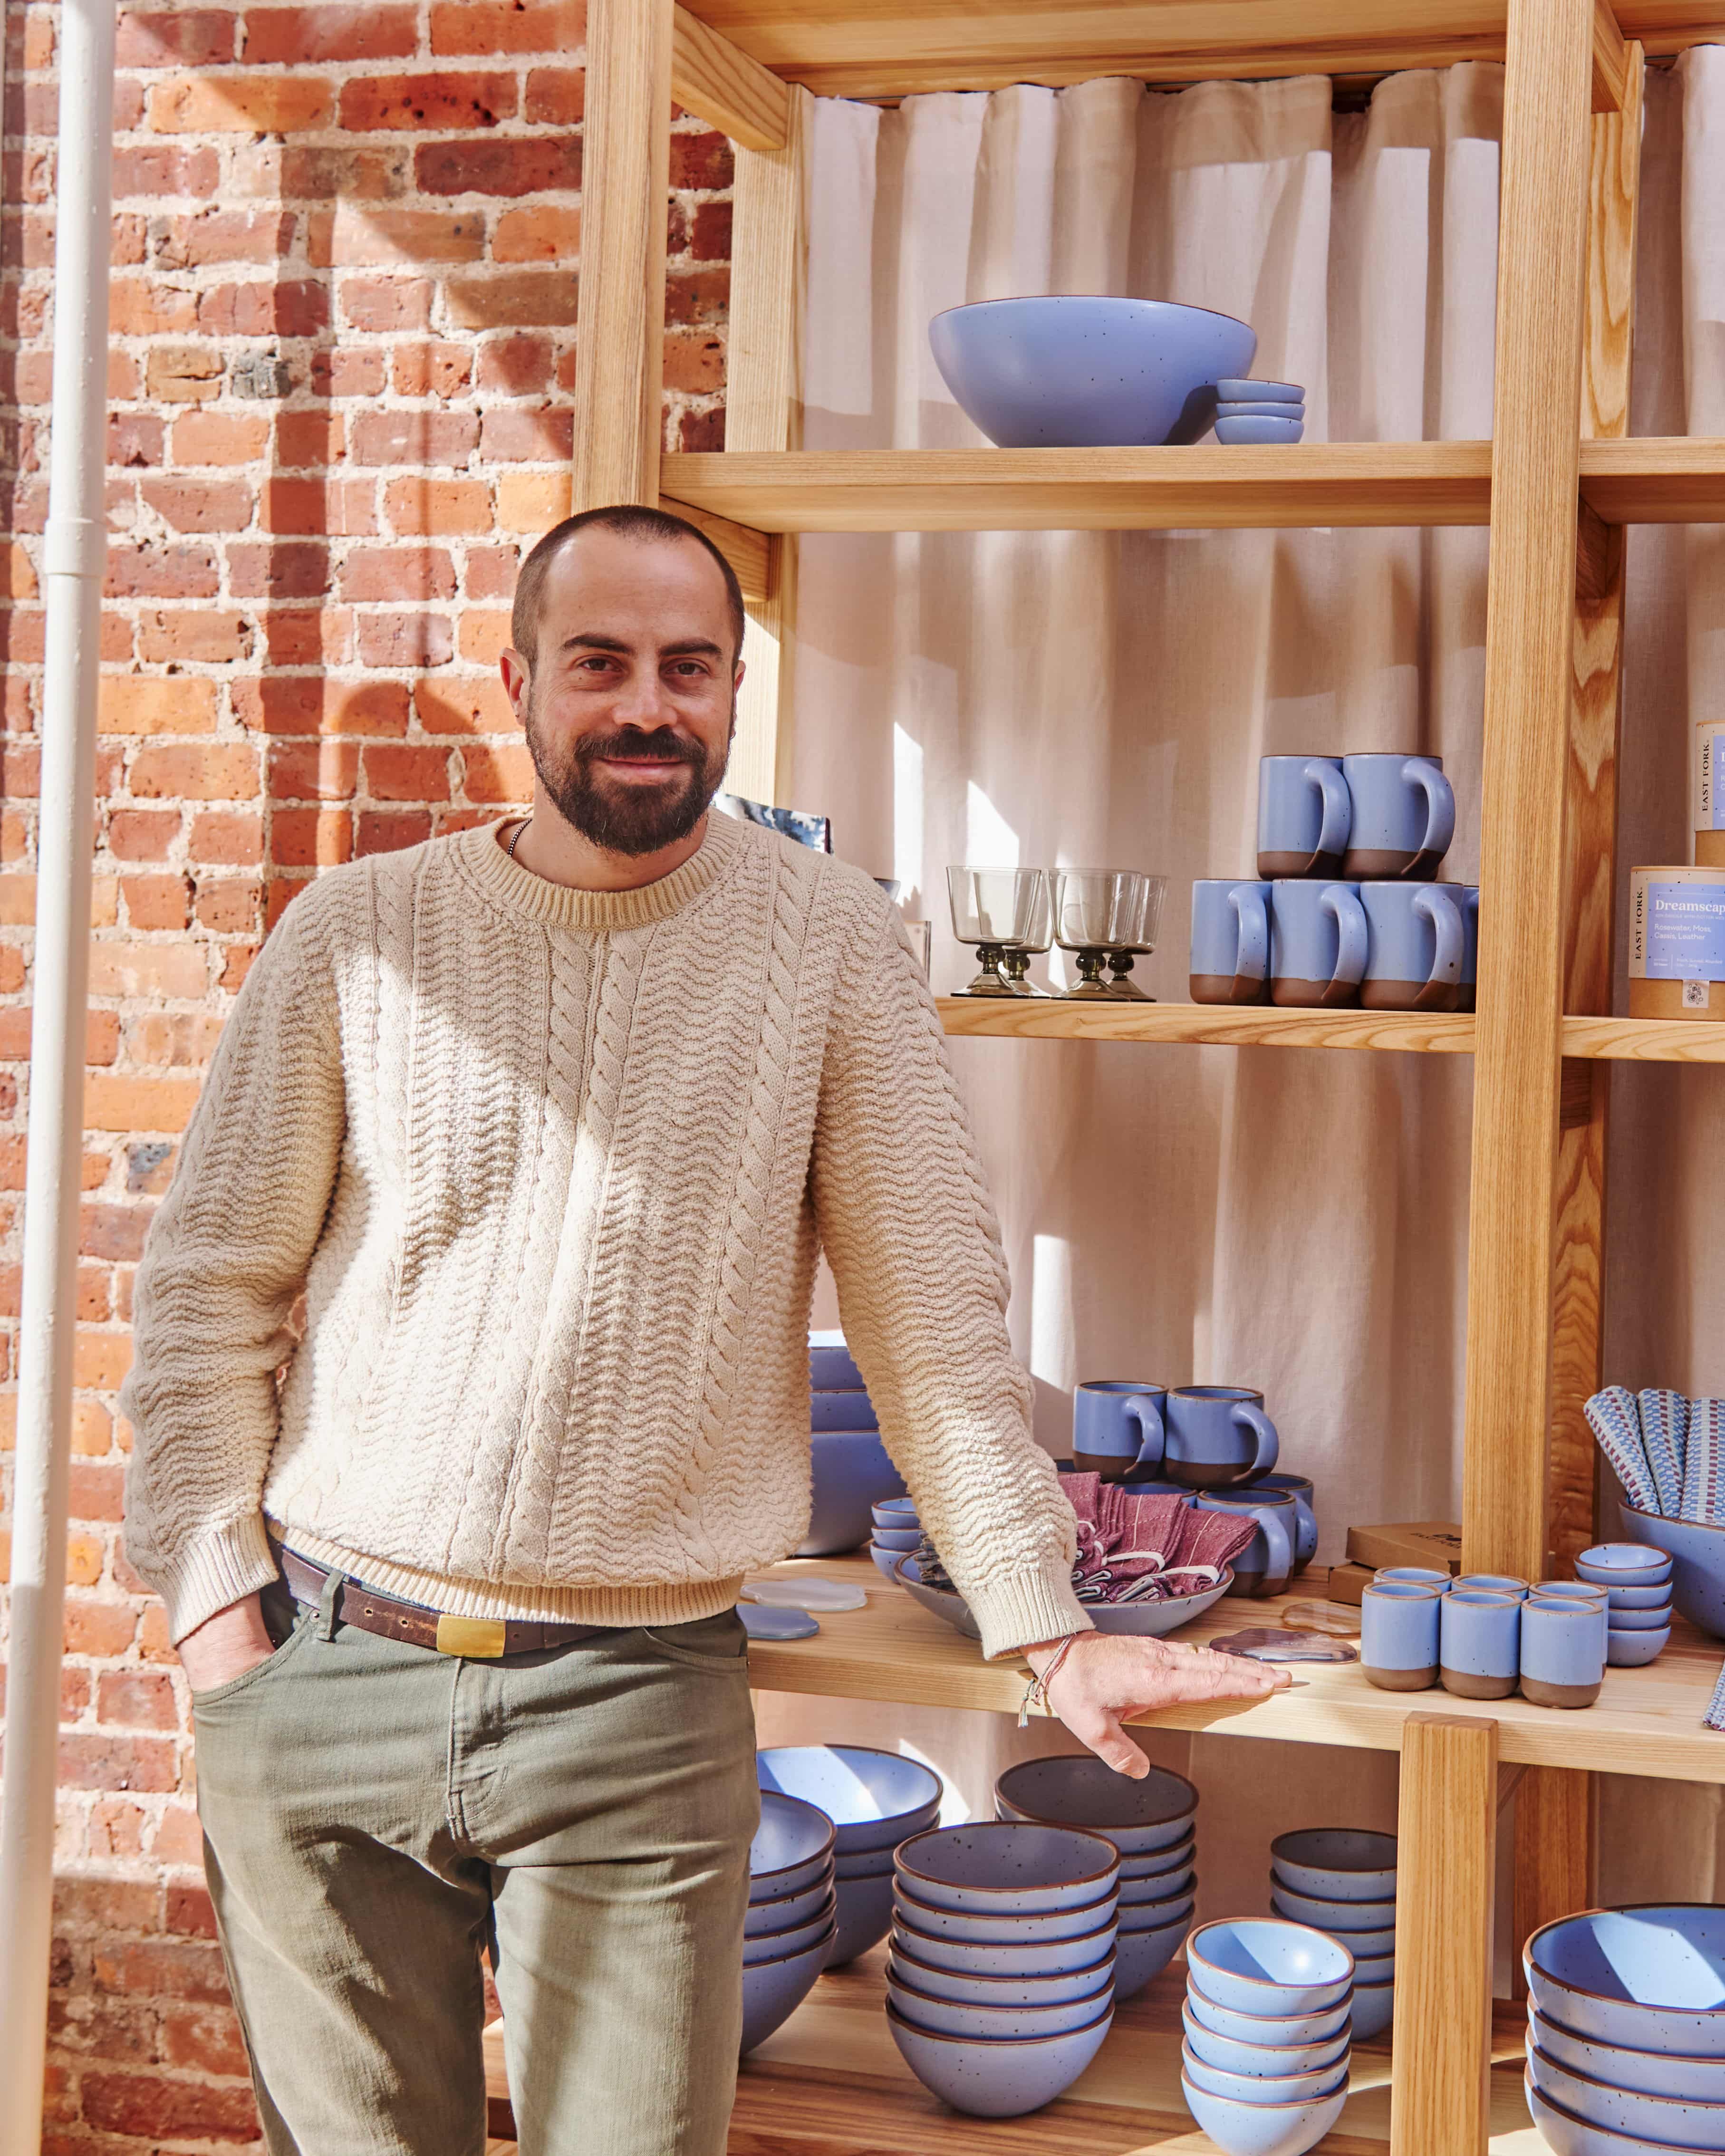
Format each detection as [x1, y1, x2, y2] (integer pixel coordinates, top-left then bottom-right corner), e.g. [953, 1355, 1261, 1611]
[742, 1792, 838, 2053]
[886, 1822, 1118, 2118]
[1267, 1831, 1396, 2041]
[756, 1745, 942, 1968]
[1192, 753, 1478, 1012]
[1360, 1569, 1616, 1706]
[1523, 1905, 1725, 2156]
[995, 1757, 1197, 1999]
[1181, 1918, 1354, 2156]
[1577, 1541, 1674, 1667]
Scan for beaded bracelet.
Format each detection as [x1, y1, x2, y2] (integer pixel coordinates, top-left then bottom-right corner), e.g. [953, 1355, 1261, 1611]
[1017, 1632, 1082, 1727]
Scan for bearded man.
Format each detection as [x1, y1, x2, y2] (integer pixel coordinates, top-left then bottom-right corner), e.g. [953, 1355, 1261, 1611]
[121, 505, 1282, 2156]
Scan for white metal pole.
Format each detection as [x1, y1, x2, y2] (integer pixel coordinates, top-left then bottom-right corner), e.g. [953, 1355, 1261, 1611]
[0, 4, 116, 2149]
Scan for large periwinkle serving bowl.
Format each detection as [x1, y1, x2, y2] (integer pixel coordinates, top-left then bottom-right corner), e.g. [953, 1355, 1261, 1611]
[1113, 1902, 1195, 2001]
[739, 1923, 835, 2053]
[1529, 2043, 1725, 2153]
[1531, 2006, 1725, 2103]
[887, 1969, 1112, 2041]
[929, 298, 1256, 449]
[996, 1756, 1197, 1855]
[1188, 1919, 1355, 2015]
[891, 1912, 1117, 1979]
[890, 1942, 1115, 2009]
[799, 1429, 906, 1556]
[886, 2000, 1113, 2117]
[742, 1897, 837, 1965]
[757, 1746, 941, 1856]
[895, 1879, 1118, 1945]
[1619, 1506, 1725, 1636]
[1181, 2073, 1349, 2156]
[828, 1869, 895, 1967]
[1269, 1829, 1397, 1904]
[750, 1790, 836, 1902]
[1523, 2073, 1683, 2156]
[1525, 1906, 1725, 2055]
[896, 1822, 1118, 1915]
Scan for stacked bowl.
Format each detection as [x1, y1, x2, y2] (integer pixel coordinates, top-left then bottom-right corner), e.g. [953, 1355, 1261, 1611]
[887, 1822, 1118, 2116]
[1524, 1905, 1725, 2155]
[742, 1792, 837, 2053]
[1268, 1830, 1396, 2041]
[1184, 1919, 1355, 2156]
[995, 1755, 1198, 2001]
[803, 1331, 905, 1556]
[757, 1744, 942, 1967]
[870, 1494, 922, 1583]
[1215, 378, 1304, 446]
[1577, 1543, 1674, 1669]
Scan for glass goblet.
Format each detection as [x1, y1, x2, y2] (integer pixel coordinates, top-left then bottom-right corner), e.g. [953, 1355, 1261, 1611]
[946, 867, 1047, 997]
[1103, 873, 1168, 1000]
[1052, 868, 1126, 999]
[1000, 868, 1054, 996]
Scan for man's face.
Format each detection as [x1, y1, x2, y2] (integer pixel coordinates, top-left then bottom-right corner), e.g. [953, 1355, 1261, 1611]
[501, 529, 742, 858]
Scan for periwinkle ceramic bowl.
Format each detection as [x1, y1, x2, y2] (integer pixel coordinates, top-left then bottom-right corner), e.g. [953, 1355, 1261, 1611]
[811, 1389, 878, 1431]
[1216, 401, 1307, 419]
[757, 1745, 942, 1856]
[1181, 2073, 1349, 2156]
[1120, 1867, 1195, 1909]
[1217, 378, 1303, 403]
[808, 1332, 864, 1390]
[1112, 1905, 1194, 2000]
[1269, 1829, 1398, 1903]
[890, 1912, 1117, 1979]
[1618, 1508, 1725, 1636]
[874, 1497, 919, 1526]
[1181, 2003, 1350, 2079]
[740, 1924, 835, 2053]
[868, 1541, 906, 1583]
[1215, 415, 1304, 445]
[1118, 1830, 1197, 1881]
[1525, 1906, 1725, 2055]
[828, 1870, 896, 1967]
[871, 1525, 922, 1552]
[1578, 1544, 1673, 1587]
[750, 1792, 837, 1903]
[1265, 1878, 1396, 1932]
[1269, 1895, 1394, 1958]
[800, 1430, 906, 1557]
[1531, 2003, 1725, 2102]
[896, 1823, 1118, 1915]
[1604, 1578, 1675, 1609]
[1350, 1980, 1395, 2043]
[893, 1552, 983, 1642]
[1187, 1920, 1354, 2015]
[1607, 1601, 1674, 1631]
[742, 1896, 837, 1964]
[745, 1874, 832, 1936]
[995, 1756, 1198, 1855]
[1607, 1625, 1671, 1667]
[1529, 2040, 1725, 2150]
[894, 1879, 1118, 1945]
[929, 297, 1256, 450]
[1185, 1987, 1352, 2049]
[835, 1843, 898, 1880]
[1523, 2070, 1690, 2156]
[886, 1999, 1113, 2117]
[890, 1942, 1115, 2008]
[1350, 1950, 1396, 1987]
[1181, 2043, 1349, 2107]
[888, 1969, 1111, 2041]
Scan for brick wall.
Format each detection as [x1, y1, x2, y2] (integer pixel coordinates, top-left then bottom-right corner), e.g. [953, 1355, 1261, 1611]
[0, 6, 734, 2143]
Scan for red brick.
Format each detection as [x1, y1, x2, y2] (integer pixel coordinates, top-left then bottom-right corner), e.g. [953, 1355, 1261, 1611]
[275, 411, 344, 467]
[461, 741, 534, 801]
[136, 609, 252, 665]
[351, 408, 480, 467]
[169, 410, 269, 466]
[339, 71, 517, 131]
[72, 1395, 116, 1449]
[671, 133, 734, 192]
[196, 276, 329, 338]
[86, 944, 208, 1000]
[159, 2001, 249, 2077]
[446, 270, 577, 329]
[137, 477, 254, 533]
[662, 331, 724, 394]
[116, 9, 237, 66]
[98, 677, 219, 735]
[382, 476, 491, 535]
[665, 268, 729, 326]
[82, 2071, 258, 2140]
[232, 676, 409, 737]
[248, 144, 407, 200]
[149, 73, 332, 133]
[261, 477, 376, 537]
[364, 743, 453, 801]
[106, 542, 219, 602]
[0, 743, 37, 797]
[495, 204, 580, 264]
[225, 541, 330, 599]
[432, 0, 584, 49]
[67, 1457, 127, 1521]
[65, 1596, 139, 1660]
[242, 3, 417, 63]
[524, 66, 584, 125]
[341, 274, 434, 332]
[195, 879, 261, 934]
[95, 1670, 177, 1730]
[415, 136, 580, 198]
[478, 406, 572, 462]
[356, 612, 454, 668]
[127, 1016, 221, 1070]
[130, 744, 260, 801]
[154, 208, 295, 270]
[338, 546, 456, 602]
[270, 808, 352, 867]
[85, 1072, 203, 1129]
[391, 340, 472, 398]
[188, 810, 263, 865]
[119, 875, 192, 931]
[109, 278, 198, 337]
[458, 611, 512, 666]
[52, 1874, 161, 1934]
[142, 344, 223, 404]
[152, 1804, 205, 1864]
[311, 346, 388, 399]
[50, 1992, 158, 2062]
[268, 741, 360, 801]
[357, 809, 433, 854]
[260, 607, 353, 665]
[58, 1733, 178, 1796]
[307, 205, 485, 266]
[113, 144, 222, 197]
[106, 808, 181, 862]
[476, 332, 550, 392]
[108, 411, 166, 467]
[690, 200, 732, 261]
[679, 404, 724, 452]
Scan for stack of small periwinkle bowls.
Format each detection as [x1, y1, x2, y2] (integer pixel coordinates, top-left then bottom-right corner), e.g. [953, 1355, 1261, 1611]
[1214, 377, 1305, 445]
[1267, 1830, 1396, 2042]
[869, 1493, 921, 1581]
[1523, 1904, 1725, 2156]
[742, 1792, 837, 2053]
[1360, 1567, 1618, 1705]
[994, 1755, 1198, 2001]
[887, 1821, 1118, 2117]
[1183, 1918, 1355, 2156]
[1575, 1542, 1674, 1668]
[756, 1744, 942, 1970]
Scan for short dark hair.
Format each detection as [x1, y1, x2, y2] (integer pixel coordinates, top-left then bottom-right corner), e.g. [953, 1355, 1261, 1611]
[510, 504, 747, 668]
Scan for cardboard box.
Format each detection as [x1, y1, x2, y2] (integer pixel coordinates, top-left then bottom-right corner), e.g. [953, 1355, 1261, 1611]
[1323, 1561, 1376, 1607]
[1343, 1521, 1463, 1577]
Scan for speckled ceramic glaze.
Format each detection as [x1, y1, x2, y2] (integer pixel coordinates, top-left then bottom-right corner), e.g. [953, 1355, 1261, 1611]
[889, 1944, 1115, 2009]
[1268, 1897, 1394, 1958]
[742, 1897, 837, 1965]
[1182, 2044, 1348, 2107]
[1187, 1921, 1354, 2015]
[757, 1746, 941, 1855]
[895, 1823, 1119, 1915]
[808, 1332, 863, 1390]
[1607, 1625, 1671, 1667]
[929, 297, 1256, 450]
[892, 1552, 983, 1641]
[1608, 1580, 1679, 1610]
[1531, 2003, 1725, 2102]
[811, 1389, 878, 1431]
[893, 1879, 1118, 1945]
[828, 1872, 896, 1966]
[750, 1792, 837, 1902]
[1181, 2073, 1349, 2156]
[1529, 2041, 1725, 2149]
[1523, 2072, 1682, 2156]
[1269, 1830, 1398, 1903]
[1618, 1507, 1725, 1637]
[1118, 1830, 1197, 1881]
[1350, 1981, 1395, 2043]
[1184, 1989, 1352, 2049]
[745, 1875, 832, 1936]
[1525, 1906, 1725, 2055]
[888, 1970, 1111, 2041]
[1215, 414, 1305, 444]
[886, 1999, 1113, 2117]
[994, 1756, 1197, 1855]
[1112, 1906, 1194, 2001]
[1439, 1589, 1521, 1698]
[1120, 1867, 1196, 1909]
[1181, 2006, 1350, 2079]
[1606, 1602, 1674, 1632]
[1519, 1597, 1607, 1708]
[1265, 1878, 1396, 1932]
[1576, 1544, 1671, 1586]
[799, 1429, 905, 1555]
[740, 1925, 836, 2053]
[889, 1913, 1117, 1979]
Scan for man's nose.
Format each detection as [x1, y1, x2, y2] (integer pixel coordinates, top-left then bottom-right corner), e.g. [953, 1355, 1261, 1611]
[611, 669, 674, 728]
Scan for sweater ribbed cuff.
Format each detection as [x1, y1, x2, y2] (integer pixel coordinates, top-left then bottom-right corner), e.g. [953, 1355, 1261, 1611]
[968, 1564, 1095, 1663]
[150, 1512, 281, 1646]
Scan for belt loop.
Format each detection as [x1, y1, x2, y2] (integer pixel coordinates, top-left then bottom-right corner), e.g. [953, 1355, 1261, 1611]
[315, 1566, 344, 1642]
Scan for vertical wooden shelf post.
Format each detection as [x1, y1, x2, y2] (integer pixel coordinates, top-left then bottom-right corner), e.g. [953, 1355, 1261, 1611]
[1462, 0, 1597, 1585]
[1391, 1716, 1501, 2156]
[572, 0, 675, 510]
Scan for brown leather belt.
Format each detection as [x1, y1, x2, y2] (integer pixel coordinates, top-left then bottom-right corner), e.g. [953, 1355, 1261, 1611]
[279, 1548, 610, 1661]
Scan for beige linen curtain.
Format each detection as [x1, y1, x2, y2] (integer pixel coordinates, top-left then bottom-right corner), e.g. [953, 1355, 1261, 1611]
[764, 54, 1725, 1928]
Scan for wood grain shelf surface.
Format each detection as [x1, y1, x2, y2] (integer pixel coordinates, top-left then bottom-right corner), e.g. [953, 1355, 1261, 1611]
[741, 1559, 1725, 1784]
[484, 1962, 1538, 2151]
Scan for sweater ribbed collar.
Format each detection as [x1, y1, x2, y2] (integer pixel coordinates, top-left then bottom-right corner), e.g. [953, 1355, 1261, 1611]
[460, 807, 747, 930]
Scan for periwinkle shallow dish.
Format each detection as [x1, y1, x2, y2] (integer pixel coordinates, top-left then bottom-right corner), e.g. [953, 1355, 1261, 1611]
[740, 1925, 834, 2053]
[1218, 378, 1302, 402]
[1529, 2043, 1725, 2152]
[995, 1757, 1198, 1855]
[886, 1999, 1113, 2117]
[1216, 401, 1307, 419]
[894, 1879, 1119, 1945]
[1215, 414, 1304, 445]
[1619, 1507, 1725, 1636]
[1578, 1543, 1673, 1586]
[1269, 1829, 1398, 1903]
[1120, 1867, 1195, 1909]
[1607, 1602, 1674, 1631]
[868, 1541, 906, 1583]
[1531, 2003, 1725, 2102]
[1181, 2043, 1348, 2107]
[1525, 1906, 1725, 2054]
[888, 1970, 1111, 2041]
[1607, 1625, 1671, 1667]
[929, 297, 1256, 450]
[1523, 2072, 1689, 2156]
[896, 1823, 1118, 1915]
[1182, 2004, 1350, 2079]
[889, 1943, 1115, 2008]
[890, 1912, 1117, 1979]
[1185, 1987, 1352, 2049]
[1181, 2073, 1349, 2156]
[750, 1792, 837, 1902]
[757, 1745, 942, 1855]
[1116, 1830, 1197, 1881]
[1188, 1920, 1355, 2015]
[1609, 1580, 1678, 1609]
[871, 1525, 922, 1552]
[894, 1553, 983, 1641]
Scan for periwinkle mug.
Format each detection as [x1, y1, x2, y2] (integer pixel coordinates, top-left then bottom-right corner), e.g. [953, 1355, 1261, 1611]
[1257, 757, 1352, 879]
[1197, 1489, 1297, 1598]
[1162, 1386, 1279, 1490]
[1190, 880, 1272, 1006]
[1359, 882, 1468, 1013]
[1341, 754, 1455, 881]
[1248, 1472, 1316, 1573]
[1073, 1379, 1168, 1483]
[1269, 881, 1368, 1008]
[1361, 1579, 1442, 1692]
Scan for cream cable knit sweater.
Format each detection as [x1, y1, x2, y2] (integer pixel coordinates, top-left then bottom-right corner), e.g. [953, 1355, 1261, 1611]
[121, 813, 1087, 1660]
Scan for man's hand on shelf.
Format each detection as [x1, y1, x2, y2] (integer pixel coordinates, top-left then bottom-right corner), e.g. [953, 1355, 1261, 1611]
[1023, 1631, 1291, 1777]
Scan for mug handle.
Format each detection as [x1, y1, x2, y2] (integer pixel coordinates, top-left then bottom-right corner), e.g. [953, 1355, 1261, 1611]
[1230, 884, 1269, 986]
[1230, 1403, 1280, 1476]
[1321, 886, 1368, 996]
[1414, 886, 1465, 1010]
[1406, 759, 1456, 862]
[1306, 760, 1352, 859]
[1126, 1394, 1166, 1471]
[1252, 1502, 1293, 1586]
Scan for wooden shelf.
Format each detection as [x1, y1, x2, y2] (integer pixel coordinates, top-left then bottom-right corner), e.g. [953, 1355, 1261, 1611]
[742, 1558, 1725, 1785]
[1579, 435, 1725, 523]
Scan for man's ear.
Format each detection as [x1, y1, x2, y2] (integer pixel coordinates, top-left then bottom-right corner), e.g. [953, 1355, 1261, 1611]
[733, 657, 747, 694]
[500, 648, 530, 722]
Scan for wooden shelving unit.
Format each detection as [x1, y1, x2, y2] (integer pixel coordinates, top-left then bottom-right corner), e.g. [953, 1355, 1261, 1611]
[568, 3, 1725, 2152]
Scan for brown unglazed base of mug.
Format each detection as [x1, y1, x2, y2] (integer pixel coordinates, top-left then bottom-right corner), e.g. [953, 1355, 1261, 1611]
[1190, 973, 1271, 1005]
[1271, 980, 1361, 1009]
[1341, 848, 1443, 880]
[1440, 1667, 1516, 1699]
[1364, 1663, 1438, 1692]
[1519, 1675, 1602, 1709]
[1224, 1571, 1291, 1599]
[1360, 979, 1465, 1013]
[1164, 1463, 1256, 1491]
[1071, 1450, 1136, 1483]
[1258, 850, 1345, 879]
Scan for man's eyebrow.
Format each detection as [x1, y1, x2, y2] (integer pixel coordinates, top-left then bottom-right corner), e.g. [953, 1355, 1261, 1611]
[556, 634, 724, 659]
[559, 633, 631, 654]
[660, 637, 724, 659]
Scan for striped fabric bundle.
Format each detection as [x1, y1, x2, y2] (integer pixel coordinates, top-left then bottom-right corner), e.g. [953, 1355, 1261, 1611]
[1585, 1387, 1662, 1515]
[1685, 1401, 1725, 1527]
[1585, 1386, 1725, 1526]
[1638, 1389, 1690, 1519]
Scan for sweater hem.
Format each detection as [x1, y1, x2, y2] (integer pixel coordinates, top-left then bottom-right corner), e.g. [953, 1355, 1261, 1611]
[968, 1565, 1095, 1663]
[273, 1525, 747, 1628]
[153, 1512, 283, 1647]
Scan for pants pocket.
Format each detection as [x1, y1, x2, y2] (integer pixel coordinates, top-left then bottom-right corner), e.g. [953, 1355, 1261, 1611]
[641, 1608, 750, 1671]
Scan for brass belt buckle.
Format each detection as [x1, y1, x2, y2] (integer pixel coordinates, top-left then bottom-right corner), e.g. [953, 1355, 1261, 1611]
[434, 1614, 508, 1659]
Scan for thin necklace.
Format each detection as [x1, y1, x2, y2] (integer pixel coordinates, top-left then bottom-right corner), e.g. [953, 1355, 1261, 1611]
[507, 817, 531, 860]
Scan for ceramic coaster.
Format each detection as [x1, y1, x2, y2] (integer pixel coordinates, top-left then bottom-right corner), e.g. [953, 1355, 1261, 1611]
[1585, 1386, 1661, 1514]
[742, 1578, 868, 1612]
[1210, 1627, 1357, 1663]
[1638, 1388, 1689, 1518]
[1684, 1399, 1725, 1524]
[739, 1602, 820, 1641]
[1280, 1601, 1361, 1637]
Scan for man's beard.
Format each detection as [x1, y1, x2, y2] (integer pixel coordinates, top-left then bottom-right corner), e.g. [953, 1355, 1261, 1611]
[523, 690, 733, 858]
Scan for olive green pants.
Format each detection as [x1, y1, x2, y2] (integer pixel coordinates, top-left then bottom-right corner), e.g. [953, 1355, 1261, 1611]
[192, 1574, 759, 2156]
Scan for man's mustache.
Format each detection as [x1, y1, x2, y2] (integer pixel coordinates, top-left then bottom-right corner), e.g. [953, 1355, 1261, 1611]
[576, 726, 704, 769]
